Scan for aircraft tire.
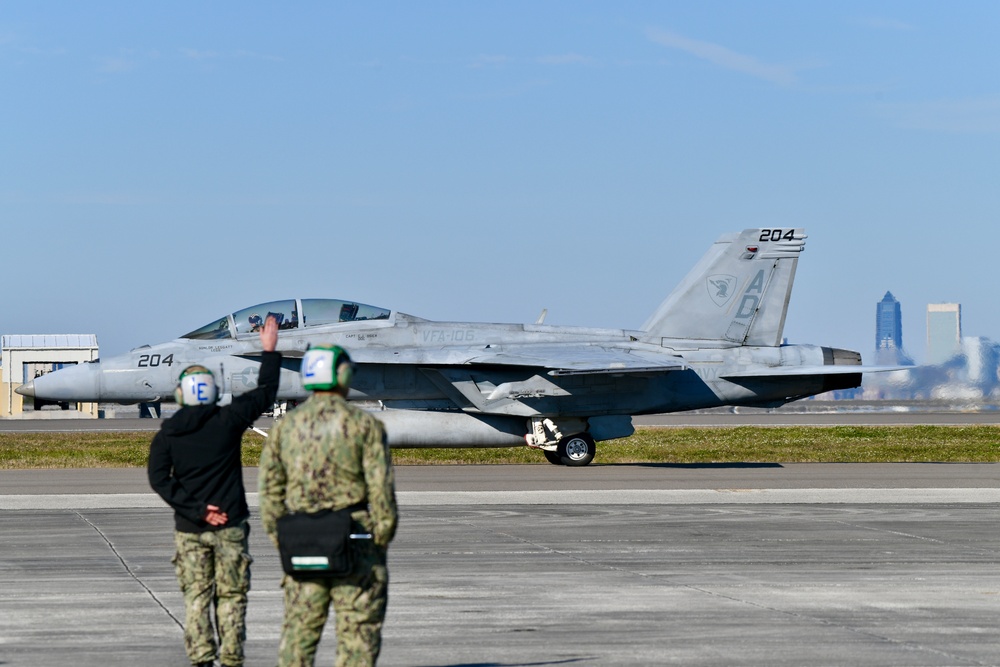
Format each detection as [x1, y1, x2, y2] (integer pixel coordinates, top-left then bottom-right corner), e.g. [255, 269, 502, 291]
[543, 450, 563, 465]
[557, 434, 595, 467]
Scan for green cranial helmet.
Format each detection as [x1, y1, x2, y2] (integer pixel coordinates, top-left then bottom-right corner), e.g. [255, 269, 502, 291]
[301, 344, 353, 391]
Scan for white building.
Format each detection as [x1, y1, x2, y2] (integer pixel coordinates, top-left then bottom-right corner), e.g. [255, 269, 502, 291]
[1, 334, 99, 418]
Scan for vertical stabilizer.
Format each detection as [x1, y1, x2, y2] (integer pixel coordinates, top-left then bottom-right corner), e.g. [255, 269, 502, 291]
[640, 228, 805, 347]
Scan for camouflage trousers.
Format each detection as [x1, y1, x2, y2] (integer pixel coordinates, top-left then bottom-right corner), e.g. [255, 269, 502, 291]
[172, 523, 253, 666]
[278, 541, 388, 667]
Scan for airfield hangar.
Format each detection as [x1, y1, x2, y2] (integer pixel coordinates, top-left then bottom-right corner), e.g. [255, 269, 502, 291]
[1, 334, 99, 418]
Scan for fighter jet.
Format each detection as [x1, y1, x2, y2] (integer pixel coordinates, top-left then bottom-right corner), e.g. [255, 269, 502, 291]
[18, 228, 881, 465]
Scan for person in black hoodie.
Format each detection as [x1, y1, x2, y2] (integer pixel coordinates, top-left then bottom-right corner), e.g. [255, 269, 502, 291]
[149, 315, 281, 667]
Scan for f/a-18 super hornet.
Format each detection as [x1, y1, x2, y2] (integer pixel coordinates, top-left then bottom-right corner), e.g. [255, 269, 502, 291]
[19, 228, 882, 465]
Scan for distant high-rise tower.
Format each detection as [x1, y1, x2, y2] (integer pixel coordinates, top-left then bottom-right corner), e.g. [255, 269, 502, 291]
[926, 303, 962, 365]
[875, 291, 911, 365]
[876, 291, 903, 350]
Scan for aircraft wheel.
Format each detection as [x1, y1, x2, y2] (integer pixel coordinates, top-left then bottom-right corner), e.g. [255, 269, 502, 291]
[557, 434, 596, 467]
[543, 450, 563, 465]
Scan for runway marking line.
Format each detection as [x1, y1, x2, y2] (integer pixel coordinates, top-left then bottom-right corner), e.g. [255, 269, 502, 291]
[1, 488, 998, 509]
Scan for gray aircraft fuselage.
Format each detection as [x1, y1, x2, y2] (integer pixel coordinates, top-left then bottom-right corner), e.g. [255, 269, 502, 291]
[24, 318, 856, 411]
[19, 229, 874, 465]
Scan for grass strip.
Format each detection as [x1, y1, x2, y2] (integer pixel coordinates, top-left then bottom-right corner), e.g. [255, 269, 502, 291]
[0, 426, 998, 469]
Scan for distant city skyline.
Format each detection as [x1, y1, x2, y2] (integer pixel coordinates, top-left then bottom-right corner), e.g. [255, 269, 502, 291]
[871, 293, 981, 366]
[862, 296, 1000, 402]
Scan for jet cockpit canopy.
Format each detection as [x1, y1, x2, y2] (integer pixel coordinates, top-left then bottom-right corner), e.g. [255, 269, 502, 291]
[181, 298, 392, 340]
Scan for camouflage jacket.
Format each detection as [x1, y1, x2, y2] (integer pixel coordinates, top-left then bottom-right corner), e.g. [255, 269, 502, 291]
[259, 393, 397, 548]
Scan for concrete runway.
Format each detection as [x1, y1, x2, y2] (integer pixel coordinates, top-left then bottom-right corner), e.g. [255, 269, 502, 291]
[1, 464, 999, 666]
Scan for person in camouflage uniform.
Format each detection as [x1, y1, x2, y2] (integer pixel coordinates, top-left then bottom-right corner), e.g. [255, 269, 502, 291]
[149, 316, 281, 667]
[260, 344, 398, 667]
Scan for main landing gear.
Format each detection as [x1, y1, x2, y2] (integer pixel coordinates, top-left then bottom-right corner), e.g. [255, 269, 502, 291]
[544, 433, 596, 467]
[526, 418, 597, 466]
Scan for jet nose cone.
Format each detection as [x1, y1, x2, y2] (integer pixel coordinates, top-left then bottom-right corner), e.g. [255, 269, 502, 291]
[18, 363, 101, 402]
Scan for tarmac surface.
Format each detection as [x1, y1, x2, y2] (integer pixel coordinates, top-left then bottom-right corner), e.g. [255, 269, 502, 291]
[1, 464, 999, 666]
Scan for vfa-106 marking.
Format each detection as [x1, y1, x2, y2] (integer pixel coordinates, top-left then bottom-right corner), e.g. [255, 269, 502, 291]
[19, 229, 894, 465]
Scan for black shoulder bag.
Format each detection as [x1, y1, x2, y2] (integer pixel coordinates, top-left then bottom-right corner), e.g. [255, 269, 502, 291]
[276, 502, 366, 579]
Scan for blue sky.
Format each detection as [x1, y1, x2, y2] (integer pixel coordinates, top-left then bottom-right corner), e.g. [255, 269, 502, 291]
[3, 2, 999, 360]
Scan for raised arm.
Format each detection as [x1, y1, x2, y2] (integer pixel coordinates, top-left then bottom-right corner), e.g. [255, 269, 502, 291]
[260, 314, 278, 352]
[225, 314, 282, 427]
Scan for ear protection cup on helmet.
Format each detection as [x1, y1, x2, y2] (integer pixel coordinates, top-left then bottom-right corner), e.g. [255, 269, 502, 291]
[301, 344, 353, 391]
[336, 357, 354, 388]
[176, 365, 218, 405]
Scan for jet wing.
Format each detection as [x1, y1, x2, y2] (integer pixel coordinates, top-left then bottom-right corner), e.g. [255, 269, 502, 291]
[397, 344, 686, 416]
[260, 343, 687, 376]
[466, 344, 687, 376]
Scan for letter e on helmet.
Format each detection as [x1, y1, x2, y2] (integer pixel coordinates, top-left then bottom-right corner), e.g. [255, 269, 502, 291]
[175, 365, 218, 405]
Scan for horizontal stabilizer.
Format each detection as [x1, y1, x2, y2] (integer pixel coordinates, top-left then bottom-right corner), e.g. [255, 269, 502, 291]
[721, 365, 908, 379]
